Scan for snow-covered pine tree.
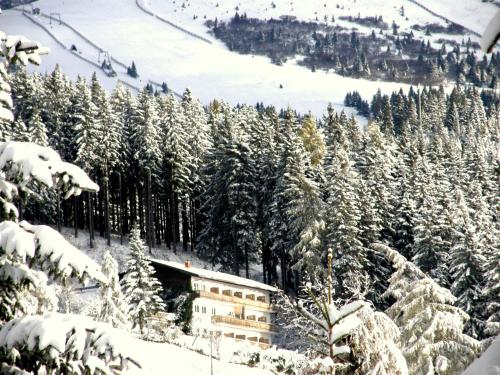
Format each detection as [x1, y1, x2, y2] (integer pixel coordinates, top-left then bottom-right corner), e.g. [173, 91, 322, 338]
[99, 251, 129, 329]
[356, 122, 395, 304]
[159, 94, 192, 252]
[42, 64, 72, 158]
[411, 156, 450, 286]
[272, 109, 324, 284]
[378, 244, 482, 375]
[11, 117, 29, 142]
[298, 113, 325, 167]
[110, 82, 133, 171]
[0, 32, 138, 373]
[122, 225, 165, 334]
[130, 88, 161, 174]
[448, 189, 486, 338]
[348, 305, 408, 375]
[285, 249, 367, 374]
[74, 75, 99, 173]
[28, 107, 48, 147]
[198, 107, 258, 276]
[249, 107, 279, 284]
[323, 144, 367, 298]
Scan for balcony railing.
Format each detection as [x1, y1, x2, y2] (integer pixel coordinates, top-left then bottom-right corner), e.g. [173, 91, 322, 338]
[212, 315, 278, 332]
[195, 290, 275, 311]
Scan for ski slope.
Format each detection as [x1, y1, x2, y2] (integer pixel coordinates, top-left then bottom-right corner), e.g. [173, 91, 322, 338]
[415, 0, 498, 36]
[1, 0, 489, 118]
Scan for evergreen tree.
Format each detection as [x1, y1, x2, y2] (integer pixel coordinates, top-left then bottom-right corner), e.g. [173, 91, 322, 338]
[380, 245, 481, 375]
[99, 251, 129, 329]
[131, 88, 161, 173]
[323, 145, 366, 297]
[298, 113, 325, 167]
[73, 76, 99, 172]
[28, 108, 49, 146]
[122, 225, 165, 334]
[42, 65, 72, 157]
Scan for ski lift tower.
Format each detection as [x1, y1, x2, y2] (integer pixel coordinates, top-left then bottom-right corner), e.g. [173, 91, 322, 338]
[98, 50, 111, 65]
[49, 12, 62, 25]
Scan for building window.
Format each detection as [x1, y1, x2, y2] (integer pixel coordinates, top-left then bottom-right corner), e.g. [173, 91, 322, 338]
[212, 308, 216, 316]
[193, 283, 199, 290]
[194, 305, 199, 313]
[202, 306, 207, 314]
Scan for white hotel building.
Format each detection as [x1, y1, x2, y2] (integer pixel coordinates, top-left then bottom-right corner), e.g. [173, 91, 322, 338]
[151, 259, 278, 347]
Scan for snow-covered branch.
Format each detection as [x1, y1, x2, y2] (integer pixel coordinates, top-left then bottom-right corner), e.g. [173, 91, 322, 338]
[0, 313, 141, 374]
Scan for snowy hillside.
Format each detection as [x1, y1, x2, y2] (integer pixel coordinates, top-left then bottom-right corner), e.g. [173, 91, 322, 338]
[61, 228, 266, 282]
[145, 0, 493, 40]
[2, 0, 491, 118]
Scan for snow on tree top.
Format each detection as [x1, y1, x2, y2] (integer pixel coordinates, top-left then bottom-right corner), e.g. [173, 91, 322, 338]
[151, 259, 277, 292]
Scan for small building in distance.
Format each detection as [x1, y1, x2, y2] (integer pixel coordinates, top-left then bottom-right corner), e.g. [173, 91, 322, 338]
[151, 259, 278, 348]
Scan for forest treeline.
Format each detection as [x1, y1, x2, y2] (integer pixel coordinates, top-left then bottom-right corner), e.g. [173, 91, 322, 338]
[209, 12, 500, 87]
[4, 65, 499, 340]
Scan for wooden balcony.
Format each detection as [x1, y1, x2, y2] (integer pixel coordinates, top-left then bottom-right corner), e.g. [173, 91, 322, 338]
[195, 290, 275, 312]
[212, 315, 278, 332]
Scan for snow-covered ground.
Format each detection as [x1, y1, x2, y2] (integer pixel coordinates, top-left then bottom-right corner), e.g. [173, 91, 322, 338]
[1, 0, 492, 119]
[415, 0, 498, 36]
[127, 338, 272, 375]
[62, 227, 266, 283]
[461, 335, 500, 375]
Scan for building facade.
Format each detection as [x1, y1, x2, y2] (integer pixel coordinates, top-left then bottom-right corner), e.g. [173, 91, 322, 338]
[151, 259, 277, 348]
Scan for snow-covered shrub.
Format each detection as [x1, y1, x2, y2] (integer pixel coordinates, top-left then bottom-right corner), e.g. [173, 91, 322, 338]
[0, 313, 139, 374]
[260, 347, 310, 374]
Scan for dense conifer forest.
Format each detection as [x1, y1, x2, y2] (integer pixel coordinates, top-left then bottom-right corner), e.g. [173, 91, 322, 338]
[4, 65, 499, 345]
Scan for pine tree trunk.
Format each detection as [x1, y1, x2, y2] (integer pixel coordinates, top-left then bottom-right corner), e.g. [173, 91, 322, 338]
[99, 174, 105, 238]
[171, 189, 177, 254]
[56, 191, 61, 233]
[182, 198, 189, 251]
[145, 168, 153, 253]
[190, 197, 195, 252]
[233, 229, 239, 276]
[111, 178, 116, 233]
[88, 192, 93, 248]
[118, 172, 124, 245]
[164, 199, 171, 249]
[92, 193, 97, 241]
[245, 244, 249, 278]
[138, 184, 144, 236]
[74, 195, 78, 238]
[281, 245, 287, 292]
[104, 171, 111, 246]
[129, 181, 136, 229]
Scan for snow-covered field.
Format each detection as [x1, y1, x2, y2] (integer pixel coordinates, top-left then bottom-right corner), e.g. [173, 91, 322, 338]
[3, 0, 490, 119]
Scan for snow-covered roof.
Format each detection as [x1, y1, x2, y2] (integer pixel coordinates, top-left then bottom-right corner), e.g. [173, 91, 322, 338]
[151, 259, 277, 292]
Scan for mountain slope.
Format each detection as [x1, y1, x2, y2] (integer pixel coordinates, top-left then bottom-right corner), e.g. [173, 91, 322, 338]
[1, 0, 492, 117]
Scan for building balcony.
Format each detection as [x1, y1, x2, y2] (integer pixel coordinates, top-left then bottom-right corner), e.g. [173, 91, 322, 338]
[212, 315, 278, 332]
[195, 290, 275, 312]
